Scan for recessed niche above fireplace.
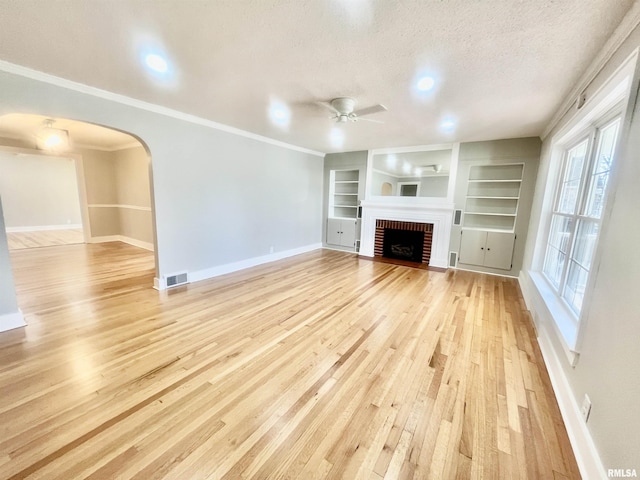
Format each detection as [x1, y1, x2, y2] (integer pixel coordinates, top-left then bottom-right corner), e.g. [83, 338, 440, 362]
[366, 144, 459, 203]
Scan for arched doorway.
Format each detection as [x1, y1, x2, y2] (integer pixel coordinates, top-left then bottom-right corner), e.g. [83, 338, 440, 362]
[0, 114, 159, 319]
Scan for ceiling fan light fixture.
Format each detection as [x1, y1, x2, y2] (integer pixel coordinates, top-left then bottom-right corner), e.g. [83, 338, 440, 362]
[37, 119, 70, 153]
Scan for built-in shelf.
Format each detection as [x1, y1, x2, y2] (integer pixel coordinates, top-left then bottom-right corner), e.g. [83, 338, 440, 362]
[327, 168, 362, 250]
[463, 164, 524, 233]
[468, 179, 522, 183]
[464, 212, 516, 217]
[329, 169, 361, 219]
[466, 196, 519, 199]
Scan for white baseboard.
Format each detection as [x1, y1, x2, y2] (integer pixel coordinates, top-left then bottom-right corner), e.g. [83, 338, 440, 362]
[154, 243, 322, 290]
[518, 271, 607, 480]
[89, 235, 154, 251]
[0, 309, 26, 333]
[537, 327, 607, 480]
[6, 224, 82, 232]
[454, 265, 518, 278]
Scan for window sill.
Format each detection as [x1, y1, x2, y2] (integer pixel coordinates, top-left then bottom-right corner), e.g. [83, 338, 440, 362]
[529, 271, 580, 366]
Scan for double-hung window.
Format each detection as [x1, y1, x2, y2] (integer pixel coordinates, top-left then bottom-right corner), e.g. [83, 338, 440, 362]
[543, 112, 621, 316]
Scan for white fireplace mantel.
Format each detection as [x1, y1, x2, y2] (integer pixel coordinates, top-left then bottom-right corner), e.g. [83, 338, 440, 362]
[360, 200, 454, 268]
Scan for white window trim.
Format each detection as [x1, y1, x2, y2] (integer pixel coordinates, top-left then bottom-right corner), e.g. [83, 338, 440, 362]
[544, 111, 621, 314]
[530, 51, 637, 362]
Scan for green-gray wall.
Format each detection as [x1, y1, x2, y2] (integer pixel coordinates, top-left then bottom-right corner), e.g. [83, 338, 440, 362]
[0, 69, 324, 282]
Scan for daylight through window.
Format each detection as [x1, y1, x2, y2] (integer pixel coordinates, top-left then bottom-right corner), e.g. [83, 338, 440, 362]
[543, 114, 621, 315]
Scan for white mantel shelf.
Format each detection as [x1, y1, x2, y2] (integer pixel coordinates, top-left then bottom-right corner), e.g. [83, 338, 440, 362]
[360, 200, 454, 269]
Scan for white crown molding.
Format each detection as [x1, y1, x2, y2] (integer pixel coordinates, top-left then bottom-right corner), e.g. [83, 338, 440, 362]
[0, 60, 325, 158]
[542, 3, 640, 140]
[74, 140, 142, 152]
[370, 143, 454, 155]
[87, 204, 152, 212]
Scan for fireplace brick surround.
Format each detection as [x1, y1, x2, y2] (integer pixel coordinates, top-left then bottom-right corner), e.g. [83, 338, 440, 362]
[374, 220, 434, 264]
[359, 201, 454, 269]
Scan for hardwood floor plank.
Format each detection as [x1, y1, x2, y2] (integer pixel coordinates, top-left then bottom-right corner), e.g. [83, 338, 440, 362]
[0, 242, 580, 479]
[7, 229, 84, 250]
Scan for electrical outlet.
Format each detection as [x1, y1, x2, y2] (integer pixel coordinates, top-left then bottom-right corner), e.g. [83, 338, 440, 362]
[581, 394, 592, 422]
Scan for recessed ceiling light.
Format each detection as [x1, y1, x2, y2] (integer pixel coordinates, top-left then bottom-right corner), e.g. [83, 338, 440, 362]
[417, 76, 435, 92]
[269, 100, 291, 127]
[440, 118, 456, 132]
[402, 162, 412, 175]
[145, 53, 168, 73]
[330, 128, 345, 148]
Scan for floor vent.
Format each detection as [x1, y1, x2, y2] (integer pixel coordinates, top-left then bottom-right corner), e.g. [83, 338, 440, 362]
[166, 272, 189, 288]
[449, 251, 458, 268]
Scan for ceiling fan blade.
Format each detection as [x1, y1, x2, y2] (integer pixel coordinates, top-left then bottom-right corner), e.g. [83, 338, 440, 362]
[358, 117, 384, 124]
[316, 101, 341, 115]
[353, 104, 387, 117]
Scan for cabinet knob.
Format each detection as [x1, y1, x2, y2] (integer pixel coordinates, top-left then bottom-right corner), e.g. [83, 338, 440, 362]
[481, 247, 484, 250]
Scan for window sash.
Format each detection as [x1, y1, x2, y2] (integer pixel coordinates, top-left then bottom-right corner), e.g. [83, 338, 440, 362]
[543, 113, 621, 317]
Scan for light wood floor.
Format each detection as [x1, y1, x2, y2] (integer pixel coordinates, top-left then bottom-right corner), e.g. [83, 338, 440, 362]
[0, 243, 580, 479]
[7, 228, 84, 250]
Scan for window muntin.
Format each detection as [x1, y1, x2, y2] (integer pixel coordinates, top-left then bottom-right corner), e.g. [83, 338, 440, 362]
[557, 139, 588, 214]
[584, 120, 619, 219]
[543, 115, 621, 316]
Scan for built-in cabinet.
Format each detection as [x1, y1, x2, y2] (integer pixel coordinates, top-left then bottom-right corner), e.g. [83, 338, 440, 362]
[459, 163, 523, 270]
[326, 217, 357, 248]
[459, 230, 515, 270]
[325, 166, 363, 251]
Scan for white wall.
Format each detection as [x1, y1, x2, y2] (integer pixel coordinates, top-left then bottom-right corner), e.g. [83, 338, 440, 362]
[0, 68, 324, 284]
[521, 22, 640, 476]
[0, 151, 82, 229]
[80, 145, 154, 248]
[0, 197, 24, 331]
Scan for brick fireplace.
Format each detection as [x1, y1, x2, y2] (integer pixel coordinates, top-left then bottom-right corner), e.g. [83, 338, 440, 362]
[374, 220, 433, 264]
[359, 201, 453, 269]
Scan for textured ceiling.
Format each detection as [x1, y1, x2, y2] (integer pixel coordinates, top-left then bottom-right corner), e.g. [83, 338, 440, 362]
[0, 0, 635, 153]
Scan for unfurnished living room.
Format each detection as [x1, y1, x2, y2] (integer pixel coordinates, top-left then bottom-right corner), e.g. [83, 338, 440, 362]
[0, 2, 639, 479]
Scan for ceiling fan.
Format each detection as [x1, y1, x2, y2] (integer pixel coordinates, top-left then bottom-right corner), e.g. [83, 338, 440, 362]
[324, 97, 387, 123]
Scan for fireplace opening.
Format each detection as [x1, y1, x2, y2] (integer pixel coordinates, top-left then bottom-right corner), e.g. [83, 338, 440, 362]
[382, 229, 424, 263]
[374, 220, 433, 265]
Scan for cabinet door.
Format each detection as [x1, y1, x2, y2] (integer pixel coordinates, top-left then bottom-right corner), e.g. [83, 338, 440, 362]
[326, 218, 342, 246]
[484, 232, 516, 270]
[459, 230, 487, 267]
[339, 219, 356, 248]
